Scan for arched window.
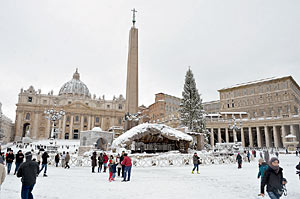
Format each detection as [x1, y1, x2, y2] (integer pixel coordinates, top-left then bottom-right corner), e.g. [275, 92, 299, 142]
[25, 113, 30, 120]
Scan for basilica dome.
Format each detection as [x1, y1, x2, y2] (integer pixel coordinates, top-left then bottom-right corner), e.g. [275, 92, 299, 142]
[59, 69, 91, 98]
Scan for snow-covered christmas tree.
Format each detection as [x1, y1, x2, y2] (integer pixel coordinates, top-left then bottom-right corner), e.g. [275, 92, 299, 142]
[179, 67, 209, 147]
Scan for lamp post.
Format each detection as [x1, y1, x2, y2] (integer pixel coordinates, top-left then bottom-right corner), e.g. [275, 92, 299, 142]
[44, 104, 65, 139]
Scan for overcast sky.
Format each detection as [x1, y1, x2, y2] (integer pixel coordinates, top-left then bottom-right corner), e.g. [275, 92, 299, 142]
[1, 0, 300, 120]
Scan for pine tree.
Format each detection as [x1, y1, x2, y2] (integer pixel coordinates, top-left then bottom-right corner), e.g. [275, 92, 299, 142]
[179, 68, 209, 145]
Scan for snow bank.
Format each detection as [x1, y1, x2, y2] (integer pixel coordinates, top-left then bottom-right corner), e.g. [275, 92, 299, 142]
[112, 123, 193, 148]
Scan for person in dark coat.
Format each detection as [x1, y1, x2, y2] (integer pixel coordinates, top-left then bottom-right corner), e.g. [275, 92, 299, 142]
[6, 150, 14, 174]
[264, 150, 270, 163]
[120, 151, 125, 177]
[55, 153, 60, 167]
[247, 151, 251, 163]
[17, 151, 39, 199]
[14, 150, 24, 175]
[296, 161, 300, 180]
[91, 152, 97, 173]
[260, 157, 286, 198]
[39, 152, 49, 177]
[236, 153, 242, 169]
[192, 152, 200, 174]
[65, 152, 70, 169]
[98, 153, 104, 173]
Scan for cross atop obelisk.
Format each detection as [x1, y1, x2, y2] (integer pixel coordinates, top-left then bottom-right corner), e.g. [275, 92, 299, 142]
[131, 8, 137, 27]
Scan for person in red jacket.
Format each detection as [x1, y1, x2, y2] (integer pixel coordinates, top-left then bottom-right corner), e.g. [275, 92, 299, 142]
[121, 153, 132, 182]
[103, 153, 109, 173]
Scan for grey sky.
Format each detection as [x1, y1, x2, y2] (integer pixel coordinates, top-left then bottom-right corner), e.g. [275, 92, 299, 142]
[1, 0, 300, 120]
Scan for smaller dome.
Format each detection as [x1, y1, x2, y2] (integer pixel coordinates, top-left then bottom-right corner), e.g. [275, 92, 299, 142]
[92, 127, 103, 132]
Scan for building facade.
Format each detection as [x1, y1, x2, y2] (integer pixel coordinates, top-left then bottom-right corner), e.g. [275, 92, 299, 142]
[206, 76, 300, 149]
[14, 70, 126, 141]
[143, 76, 300, 149]
[0, 103, 15, 143]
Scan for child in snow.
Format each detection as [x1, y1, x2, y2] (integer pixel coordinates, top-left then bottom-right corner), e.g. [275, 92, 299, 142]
[192, 152, 200, 174]
[108, 155, 117, 182]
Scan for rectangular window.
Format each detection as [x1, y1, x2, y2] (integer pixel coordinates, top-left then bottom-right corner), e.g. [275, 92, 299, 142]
[96, 117, 100, 123]
[28, 97, 33, 102]
[118, 104, 123, 110]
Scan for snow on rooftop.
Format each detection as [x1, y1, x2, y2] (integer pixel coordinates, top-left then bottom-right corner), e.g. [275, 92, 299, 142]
[91, 127, 103, 132]
[219, 76, 289, 91]
[220, 112, 248, 115]
[285, 134, 296, 139]
[112, 123, 193, 148]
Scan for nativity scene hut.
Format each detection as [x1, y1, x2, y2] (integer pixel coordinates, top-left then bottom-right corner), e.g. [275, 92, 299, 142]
[111, 123, 193, 153]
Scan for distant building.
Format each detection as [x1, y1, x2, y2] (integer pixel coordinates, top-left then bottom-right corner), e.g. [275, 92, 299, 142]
[142, 76, 300, 150]
[0, 102, 14, 143]
[14, 69, 125, 141]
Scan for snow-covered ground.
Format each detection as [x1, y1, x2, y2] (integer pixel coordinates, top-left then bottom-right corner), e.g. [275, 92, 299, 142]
[1, 154, 300, 199]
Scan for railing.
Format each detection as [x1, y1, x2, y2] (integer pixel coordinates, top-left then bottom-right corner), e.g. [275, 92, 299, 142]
[42, 153, 236, 168]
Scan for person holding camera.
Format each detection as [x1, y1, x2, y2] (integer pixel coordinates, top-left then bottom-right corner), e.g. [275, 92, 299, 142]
[260, 157, 287, 199]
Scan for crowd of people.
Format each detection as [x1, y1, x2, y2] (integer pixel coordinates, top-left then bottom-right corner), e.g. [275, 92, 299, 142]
[91, 151, 132, 182]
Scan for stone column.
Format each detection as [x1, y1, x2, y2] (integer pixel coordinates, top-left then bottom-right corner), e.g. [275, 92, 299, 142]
[210, 128, 214, 146]
[282, 125, 287, 147]
[91, 116, 95, 129]
[70, 115, 74, 139]
[58, 117, 62, 139]
[257, 127, 262, 148]
[218, 128, 222, 143]
[291, 124, 297, 142]
[225, 128, 229, 143]
[241, 127, 245, 147]
[88, 116, 91, 130]
[33, 113, 39, 139]
[249, 127, 253, 147]
[46, 119, 51, 139]
[101, 117, 105, 130]
[80, 115, 84, 131]
[264, 126, 270, 148]
[273, 126, 279, 148]
[62, 115, 66, 139]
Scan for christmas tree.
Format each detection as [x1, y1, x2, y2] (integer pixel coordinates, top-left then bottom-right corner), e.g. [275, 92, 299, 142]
[179, 67, 209, 146]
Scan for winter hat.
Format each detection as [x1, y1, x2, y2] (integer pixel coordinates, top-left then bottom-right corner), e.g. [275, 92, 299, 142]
[25, 151, 32, 161]
[269, 157, 279, 173]
[270, 157, 279, 164]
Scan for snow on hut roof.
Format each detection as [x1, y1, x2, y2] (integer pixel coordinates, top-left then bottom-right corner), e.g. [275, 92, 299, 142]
[111, 123, 193, 148]
[285, 134, 296, 139]
[91, 127, 103, 132]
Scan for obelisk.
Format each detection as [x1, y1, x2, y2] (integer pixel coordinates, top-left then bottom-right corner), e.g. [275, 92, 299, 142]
[125, 8, 139, 114]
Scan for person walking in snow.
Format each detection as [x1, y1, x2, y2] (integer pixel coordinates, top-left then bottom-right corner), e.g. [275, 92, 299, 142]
[103, 153, 109, 173]
[0, 157, 6, 191]
[236, 153, 242, 169]
[98, 153, 104, 173]
[55, 153, 60, 167]
[192, 152, 200, 174]
[5, 150, 14, 174]
[14, 150, 24, 175]
[65, 152, 70, 169]
[258, 159, 268, 181]
[39, 151, 49, 177]
[121, 153, 132, 182]
[91, 151, 97, 173]
[264, 150, 270, 164]
[275, 151, 279, 158]
[17, 152, 39, 199]
[247, 151, 251, 163]
[260, 157, 287, 198]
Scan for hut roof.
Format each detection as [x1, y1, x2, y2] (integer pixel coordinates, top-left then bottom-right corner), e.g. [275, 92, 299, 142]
[112, 123, 193, 148]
